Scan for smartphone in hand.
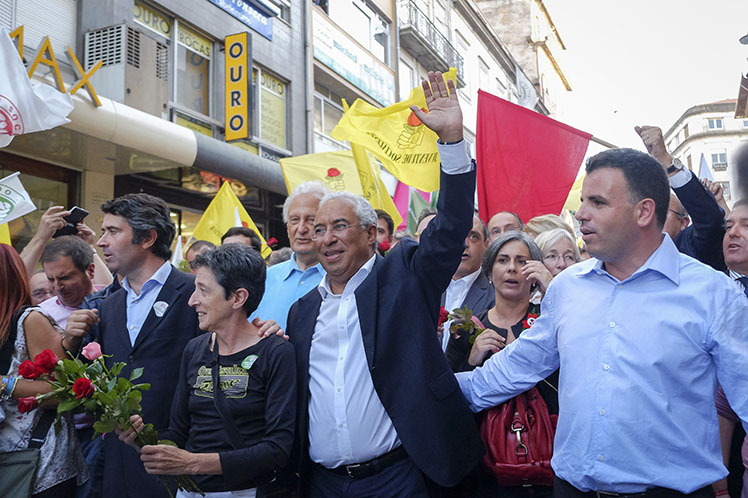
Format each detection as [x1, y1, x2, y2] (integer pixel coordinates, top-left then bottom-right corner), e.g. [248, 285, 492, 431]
[53, 206, 89, 238]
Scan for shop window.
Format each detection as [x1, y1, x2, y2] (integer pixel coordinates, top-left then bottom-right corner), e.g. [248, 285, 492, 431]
[177, 24, 211, 116]
[252, 68, 288, 150]
[0, 152, 79, 251]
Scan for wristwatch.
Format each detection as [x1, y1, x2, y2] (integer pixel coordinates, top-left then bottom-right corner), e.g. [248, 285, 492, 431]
[666, 158, 684, 174]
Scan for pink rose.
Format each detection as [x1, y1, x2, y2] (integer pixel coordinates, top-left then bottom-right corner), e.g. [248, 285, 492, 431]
[81, 342, 102, 361]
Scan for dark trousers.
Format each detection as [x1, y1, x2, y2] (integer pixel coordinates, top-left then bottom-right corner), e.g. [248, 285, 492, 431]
[554, 478, 714, 498]
[34, 478, 76, 498]
[306, 457, 441, 498]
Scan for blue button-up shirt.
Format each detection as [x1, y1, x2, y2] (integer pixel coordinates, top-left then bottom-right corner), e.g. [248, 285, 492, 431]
[121, 261, 172, 346]
[457, 235, 748, 493]
[250, 254, 325, 330]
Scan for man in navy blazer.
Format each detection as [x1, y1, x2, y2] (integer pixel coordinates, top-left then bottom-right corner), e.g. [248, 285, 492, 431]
[87, 194, 200, 498]
[636, 125, 726, 270]
[286, 72, 483, 497]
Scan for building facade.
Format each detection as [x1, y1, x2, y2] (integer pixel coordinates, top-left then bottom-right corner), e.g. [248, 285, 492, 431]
[665, 99, 748, 205]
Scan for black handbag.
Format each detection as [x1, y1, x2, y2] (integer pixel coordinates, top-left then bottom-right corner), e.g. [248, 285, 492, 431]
[210, 337, 295, 498]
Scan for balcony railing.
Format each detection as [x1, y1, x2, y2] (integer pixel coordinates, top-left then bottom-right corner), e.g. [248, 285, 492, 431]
[713, 162, 727, 171]
[398, 0, 464, 86]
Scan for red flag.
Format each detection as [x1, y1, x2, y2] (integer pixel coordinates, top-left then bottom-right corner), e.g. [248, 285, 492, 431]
[476, 90, 591, 224]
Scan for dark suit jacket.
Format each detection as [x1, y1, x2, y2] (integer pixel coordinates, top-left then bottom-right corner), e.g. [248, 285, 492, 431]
[442, 270, 495, 316]
[287, 169, 484, 488]
[673, 173, 726, 271]
[98, 266, 201, 498]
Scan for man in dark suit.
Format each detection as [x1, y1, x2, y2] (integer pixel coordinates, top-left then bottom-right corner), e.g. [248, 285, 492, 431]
[286, 72, 483, 497]
[438, 214, 494, 351]
[636, 125, 726, 270]
[92, 193, 201, 498]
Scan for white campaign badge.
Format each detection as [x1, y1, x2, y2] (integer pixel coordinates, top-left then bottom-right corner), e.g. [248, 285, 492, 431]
[153, 301, 168, 317]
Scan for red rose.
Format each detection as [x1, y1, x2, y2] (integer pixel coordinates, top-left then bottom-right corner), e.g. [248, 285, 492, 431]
[18, 396, 38, 414]
[72, 378, 95, 399]
[267, 237, 279, 247]
[438, 306, 450, 327]
[34, 349, 59, 373]
[18, 360, 43, 379]
[378, 240, 390, 253]
[327, 168, 341, 177]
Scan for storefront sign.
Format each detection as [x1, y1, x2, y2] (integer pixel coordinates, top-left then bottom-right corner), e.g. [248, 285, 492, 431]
[10, 25, 102, 107]
[225, 32, 252, 141]
[259, 71, 285, 149]
[207, 0, 273, 41]
[312, 10, 395, 106]
[178, 25, 212, 58]
[133, 2, 172, 38]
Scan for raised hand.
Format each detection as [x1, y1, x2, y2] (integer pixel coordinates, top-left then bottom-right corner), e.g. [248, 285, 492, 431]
[411, 71, 463, 143]
[468, 329, 506, 367]
[634, 125, 672, 169]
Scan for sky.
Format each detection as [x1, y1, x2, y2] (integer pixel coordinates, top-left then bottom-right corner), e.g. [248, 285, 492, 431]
[548, 0, 748, 156]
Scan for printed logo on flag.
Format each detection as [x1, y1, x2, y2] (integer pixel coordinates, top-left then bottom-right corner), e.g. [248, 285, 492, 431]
[0, 95, 24, 137]
[0, 182, 26, 222]
[325, 168, 345, 190]
[397, 109, 427, 150]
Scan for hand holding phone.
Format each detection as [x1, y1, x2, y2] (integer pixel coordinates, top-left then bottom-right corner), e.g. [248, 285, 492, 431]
[53, 206, 89, 238]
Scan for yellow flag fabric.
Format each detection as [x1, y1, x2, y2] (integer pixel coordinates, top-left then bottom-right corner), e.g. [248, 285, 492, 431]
[280, 151, 363, 195]
[350, 143, 403, 228]
[0, 223, 10, 245]
[192, 182, 272, 258]
[330, 69, 458, 192]
[280, 149, 403, 228]
[563, 174, 585, 211]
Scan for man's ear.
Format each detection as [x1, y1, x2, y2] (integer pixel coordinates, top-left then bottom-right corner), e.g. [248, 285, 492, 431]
[635, 198, 657, 229]
[233, 288, 249, 310]
[139, 228, 158, 251]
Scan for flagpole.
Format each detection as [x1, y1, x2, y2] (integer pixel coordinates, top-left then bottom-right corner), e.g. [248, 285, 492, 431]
[590, 135, 617, 149]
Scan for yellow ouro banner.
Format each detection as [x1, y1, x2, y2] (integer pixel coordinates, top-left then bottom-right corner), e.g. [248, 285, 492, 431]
[330, 68, 457, 193]
[224, 32, 250, 141]
[192, 182, 271, 258]
[280, 149, 402, 228]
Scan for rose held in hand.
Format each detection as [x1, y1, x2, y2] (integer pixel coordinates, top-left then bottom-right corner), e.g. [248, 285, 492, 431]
[34, 349, 59, 373]
[81, 342, 102, 361]
[18, 396, 38, 414]
[72, 378, 95, 399]
[18, 360, 43, 379]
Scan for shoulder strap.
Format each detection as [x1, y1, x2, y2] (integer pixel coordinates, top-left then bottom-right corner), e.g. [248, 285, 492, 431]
[210, 337, 246, 450]
[28, 410, 56, 449]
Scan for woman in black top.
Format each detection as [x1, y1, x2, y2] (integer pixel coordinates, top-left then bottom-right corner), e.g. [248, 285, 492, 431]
[446, 231, 558, 498]
[122, 244, 296, 497]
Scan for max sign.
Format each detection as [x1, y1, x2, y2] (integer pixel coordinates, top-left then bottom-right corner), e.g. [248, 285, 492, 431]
[9, 25, 102, 107]
[224, 32, 252, 141]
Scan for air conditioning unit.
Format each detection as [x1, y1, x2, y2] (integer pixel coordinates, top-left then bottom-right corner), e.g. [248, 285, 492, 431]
[84, 23, 169, 118]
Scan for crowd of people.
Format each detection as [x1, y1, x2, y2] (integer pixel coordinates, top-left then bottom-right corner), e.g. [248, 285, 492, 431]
[0, 70, 747, 498]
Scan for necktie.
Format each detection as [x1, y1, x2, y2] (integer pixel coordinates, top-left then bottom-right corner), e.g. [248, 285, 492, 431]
[737, 276, 748, 298]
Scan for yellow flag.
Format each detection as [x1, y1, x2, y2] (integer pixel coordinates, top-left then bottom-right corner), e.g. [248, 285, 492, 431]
[0, 223, 10, 246]
[192, 182, 272, 258]
[350, 142, 403, 228]
[280, 151, 364, 195]
[280, 149, 402, 228]
[563, 174, 585, 211]
[330, 69, 458, 193]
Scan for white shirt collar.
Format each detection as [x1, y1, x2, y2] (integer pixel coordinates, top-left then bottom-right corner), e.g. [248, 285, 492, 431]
[317, 254, 376, 299]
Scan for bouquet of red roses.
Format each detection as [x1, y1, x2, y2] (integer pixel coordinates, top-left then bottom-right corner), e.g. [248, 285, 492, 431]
[17, 343, 202, 497]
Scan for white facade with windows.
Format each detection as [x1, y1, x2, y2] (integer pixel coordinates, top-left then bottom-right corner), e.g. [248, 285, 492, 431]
[665, 99, 748, 205]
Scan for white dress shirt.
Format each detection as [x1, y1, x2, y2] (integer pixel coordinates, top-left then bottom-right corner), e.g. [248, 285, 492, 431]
[308, 254, 400, 467]
[441, 268, 481, 351]
[307, 139, 473, 468]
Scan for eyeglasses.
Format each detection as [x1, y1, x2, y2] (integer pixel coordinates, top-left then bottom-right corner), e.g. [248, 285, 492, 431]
[543, 254, 577, 265]
[312, 223, 365, 239]
[668, 209, 685, 219]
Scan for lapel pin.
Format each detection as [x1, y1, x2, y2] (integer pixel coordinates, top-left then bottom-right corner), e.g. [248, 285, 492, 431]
[153, 301, 168, 317]
[241, 354, 259, 371]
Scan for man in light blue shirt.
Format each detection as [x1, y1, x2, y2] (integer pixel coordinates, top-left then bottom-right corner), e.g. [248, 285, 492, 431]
[457, 148, 748, 497]
[250, 181, 329, 329]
